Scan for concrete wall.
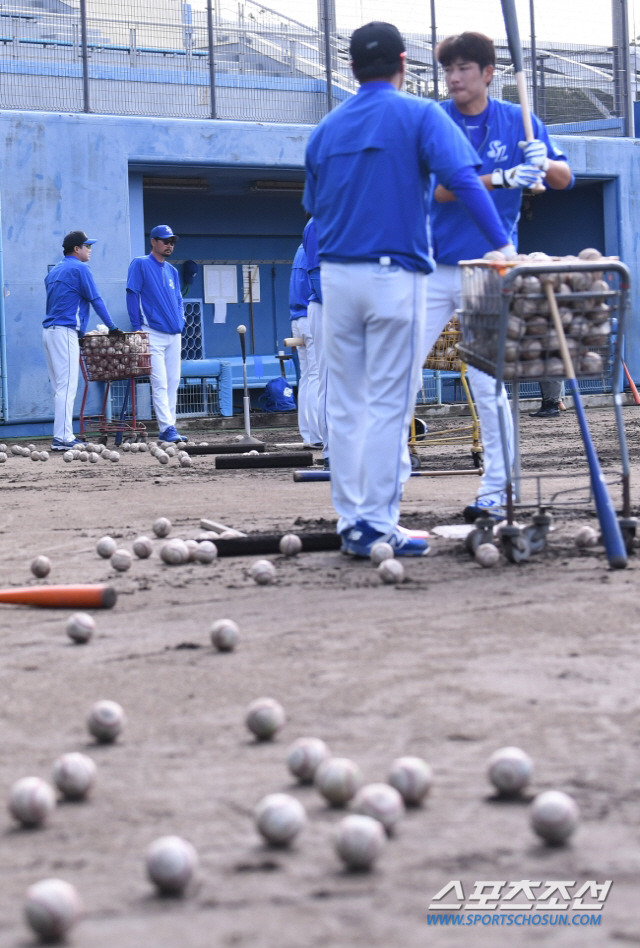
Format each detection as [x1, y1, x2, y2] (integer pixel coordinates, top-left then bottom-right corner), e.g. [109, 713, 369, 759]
[1, 109, 640, 429]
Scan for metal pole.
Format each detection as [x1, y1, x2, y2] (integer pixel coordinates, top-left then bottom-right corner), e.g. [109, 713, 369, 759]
[79, 0, 90, 112]
[529, 0, 538, 115]
[206, 0, 217, 119]
[430, 0, 438, 100]
[612, 0, 634, 136]
[320, 0, 333, 113]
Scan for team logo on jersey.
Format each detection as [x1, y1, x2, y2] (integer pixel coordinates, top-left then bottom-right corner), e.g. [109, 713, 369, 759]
[487, 140, 508, 163]
[168, 278, 174, 289]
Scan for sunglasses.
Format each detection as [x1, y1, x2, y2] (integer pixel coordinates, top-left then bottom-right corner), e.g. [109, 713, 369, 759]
[158, 238, 176, 245]
[83, 243, 93, 249]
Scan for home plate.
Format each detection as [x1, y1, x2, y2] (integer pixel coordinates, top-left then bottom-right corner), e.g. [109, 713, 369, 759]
[432, 524, 476, 539]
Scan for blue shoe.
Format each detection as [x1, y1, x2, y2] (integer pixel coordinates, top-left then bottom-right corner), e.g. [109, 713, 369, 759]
[384, 528, 430, 557]
[158, 426, 185, 444]
[51, 437, 85, 451]
[463, 498, 506, 523]
[342, 520, 430, 558]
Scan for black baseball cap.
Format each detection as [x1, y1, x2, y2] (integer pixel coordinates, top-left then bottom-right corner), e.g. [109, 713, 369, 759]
[350, 22, 405, 73]
[62, 230, 96, 253]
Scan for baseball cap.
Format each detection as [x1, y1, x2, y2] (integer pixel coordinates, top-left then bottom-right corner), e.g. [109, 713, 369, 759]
[150, 224, 178, 241]
[62, 230, 97, 253]
[349, 22, 405, 73]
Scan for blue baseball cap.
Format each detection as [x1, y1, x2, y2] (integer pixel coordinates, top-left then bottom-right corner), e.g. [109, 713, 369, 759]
[150, 224, 178, 241]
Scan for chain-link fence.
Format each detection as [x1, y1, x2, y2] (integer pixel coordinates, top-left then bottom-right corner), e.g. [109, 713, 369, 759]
[0, 0, 635, 133]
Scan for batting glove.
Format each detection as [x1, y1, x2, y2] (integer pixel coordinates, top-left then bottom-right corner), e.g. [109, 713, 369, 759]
[498, 243, 518, 260]
[108, 326, 125, 337]
[519, 138, 550, 170]
[491, 164, 546, 189]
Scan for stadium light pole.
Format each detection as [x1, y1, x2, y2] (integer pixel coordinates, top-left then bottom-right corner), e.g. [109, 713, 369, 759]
[79, 0, 90, 112]
[612, 0, 634, 136]
[206, 0, 218, 119]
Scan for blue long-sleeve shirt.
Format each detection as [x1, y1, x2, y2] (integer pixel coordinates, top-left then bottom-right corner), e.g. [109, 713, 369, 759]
[126, 254, 184, 334]
[44, 256, 114, 333]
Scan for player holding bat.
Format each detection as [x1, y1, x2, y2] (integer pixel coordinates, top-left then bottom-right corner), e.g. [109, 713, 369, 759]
[304, 22, 518, 558]
[425, 31, 573, 522]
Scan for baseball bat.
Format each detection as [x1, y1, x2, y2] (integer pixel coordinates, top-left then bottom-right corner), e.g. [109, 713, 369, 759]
[623, 361, 640, 404]
[216, 452, 313, 470]
[183, 443, 266, 455]
[210, 532, 342, 556]
[0, 584, 117, 608]
[293, 469, 481, 482]
[283, 337, 305, 348]
[543, 281, 627, 568]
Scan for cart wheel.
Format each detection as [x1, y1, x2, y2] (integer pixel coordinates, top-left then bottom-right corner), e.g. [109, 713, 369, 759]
[99, 435, 108, 446]
[410, 452, 421, 471]
[498, 525, 532, 564]
[524, 512, 553, 555]
[618, 516, 638, 555]
[465, 517, 496, 555]
[471, 450, 483, 469]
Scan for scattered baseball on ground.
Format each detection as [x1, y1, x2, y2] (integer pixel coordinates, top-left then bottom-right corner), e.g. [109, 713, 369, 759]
[530, 790, 579, 843]
[24, 878, 83, 942]
[195, 540, 217, 563]
[78, 451, 88, 462]
[96, 536, 117, 558]
[286, 737, 331, 784]
[388, 756, 433, 806]
[334, 814, 386, 870]
[8, 776, 56, 827]
[30, 450, 40, 461]
[245, 697, 286, 740]
[153, 517, 172, 537]
[378, 558, 404, 584]
[370, 541, 394, 565]
[30, 555, 51, 578]
[110, 548, 132, 572]
[146, 835, 199, 895]
[352, 783, 405, 835]
[0, 452, 6, 462]
[250, 558, 276, 585]
[89, 452, 99, 463]
[210, 618, 239, 652]
[63, 450, 74, 462]
[487, 746, 533, 796]
[315, 757, 363, 806]
[575, 525, 599, 548]
[39, 451, 49, 461]
[279, 533, 302, 556]
[66, 612, 95, 644]
[475, 543, 500, 568]
[87, 699, 125, 743]
[52, 753, 97, 801]
[160, 538, 190, 565]
[185, 539, 200, 561]
[180, 455, 192, 468]
[255, 793, 306, 846]
[132, 535, 153, 559]
[109, 451, 120, 462]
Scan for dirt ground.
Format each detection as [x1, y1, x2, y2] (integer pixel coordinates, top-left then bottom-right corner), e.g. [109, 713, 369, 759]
[1, 404, 639, 948]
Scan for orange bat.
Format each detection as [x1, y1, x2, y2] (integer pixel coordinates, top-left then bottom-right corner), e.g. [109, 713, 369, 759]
[623, 362, 640, 405]
[0, 584, 117, 609]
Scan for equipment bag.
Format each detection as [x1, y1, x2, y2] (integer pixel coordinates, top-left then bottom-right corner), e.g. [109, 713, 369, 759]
[258, 376, 297, 412]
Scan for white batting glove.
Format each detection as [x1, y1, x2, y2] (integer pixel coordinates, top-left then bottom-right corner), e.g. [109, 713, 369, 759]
[491, 164, 546, 189]
[498, 243, 518, 260]
[519, 138, 550, 170]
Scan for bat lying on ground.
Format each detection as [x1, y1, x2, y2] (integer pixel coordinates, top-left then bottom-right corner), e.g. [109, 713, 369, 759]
[209, 532, 342, 556]
[0, 584, 117, 609]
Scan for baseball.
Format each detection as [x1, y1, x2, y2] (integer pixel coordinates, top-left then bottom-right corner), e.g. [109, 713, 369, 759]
[578, 247, 602, 260]
[575, 525, 599, 548]
[250, 558, 276, 585]
[146, 835, 199, 895]
[39, 451, 49, 461]
[245, 697, 286, 740]
[237, 324, 247, 333]
[286, 737, 331, 784]
[30, 555, 51, 579]
[52, 752, 97, 800]
[0, 452, 6, 462]
[314, 757, 363, 806]
[160, 538, 190, 565]
[121, 442, 131, 452]
[352, 783, 405, 835]
[388, 756, 433, 806]
[370, 541, 394, 566]
[132, 535, 153, 558]
[157, 452, 169, 464]
[581, 350, 603, 374]
[30, 450, 40, 461]
[101, 450, 113, 461]
[487, 746, 533, 796]
[96, 535, 117, 558]
[195, 540, 218, 564]
[210, 618, 239, 652]
[110, 548, 132, 572]
[378, 558, 404, 584]
[530, 790, 579, 843]
[152, 516, 172, 538]
[334, 814, 386, 870]
[109, 451, 120, 462]
[87, 699, 125, 743]
[180, 455, 192, 468]
[185, 539, 200, 561]
[24, 879, 83, 942]
[475, 543, 500, 568]
[8, 776, 56, 827]
[255, 793, 306, 846]
[78, 451, 88, 462]
[279, 533, 303, 556]
[66, 612, 95, 644]
[88, 452, 99, 463]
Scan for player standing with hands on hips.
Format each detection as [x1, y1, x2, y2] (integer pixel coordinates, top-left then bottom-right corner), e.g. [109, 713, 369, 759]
[43, 230, 122, 451]
[304, 22, 517, 558]
[426, 32, 573, 521]
[127, 225, 186, 444]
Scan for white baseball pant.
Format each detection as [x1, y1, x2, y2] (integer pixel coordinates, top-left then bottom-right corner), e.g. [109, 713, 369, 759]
[307, 299, 329, 459]
[43, 325, 80, 443]
[290, 315, 321, 445]
[321, 260, 426, 535]
[146, 327, 182, 431]
[425, 263, 513, 504]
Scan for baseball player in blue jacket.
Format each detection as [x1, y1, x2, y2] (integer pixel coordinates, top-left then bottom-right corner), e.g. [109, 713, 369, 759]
[426, 32, 573, 521]
[43, 230, 120, 450]
[289, 242, 321, 446]
[126, 224, 186, 443]
[304, 21, 517, 558]
[302, 217, 329, 466]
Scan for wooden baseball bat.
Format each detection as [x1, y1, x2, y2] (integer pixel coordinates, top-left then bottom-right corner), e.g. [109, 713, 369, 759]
[183, 443, 266, 455]
[283, 337, 305, 348]
[0, 584, 117, 608]
[543, 280, 627, 569]
[211, 532, 341, 556]
[623, 361, 640, 405]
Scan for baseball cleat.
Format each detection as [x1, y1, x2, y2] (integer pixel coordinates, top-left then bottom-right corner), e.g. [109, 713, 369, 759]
[51, 437, 85, 451]
[341, 520, 429, 557]
[463, 498, 506, 523]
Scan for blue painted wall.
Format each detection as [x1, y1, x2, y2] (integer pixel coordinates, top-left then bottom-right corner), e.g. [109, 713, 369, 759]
[0, 109, 639, 429]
